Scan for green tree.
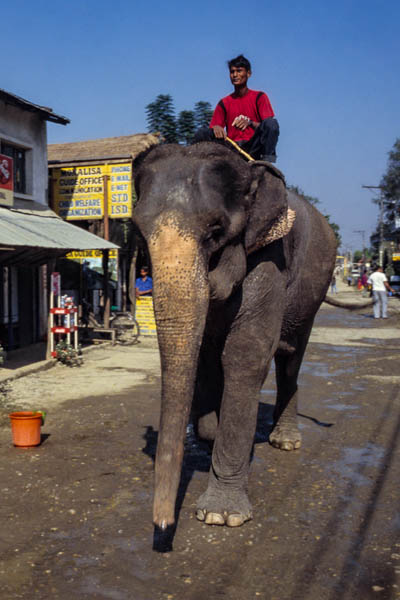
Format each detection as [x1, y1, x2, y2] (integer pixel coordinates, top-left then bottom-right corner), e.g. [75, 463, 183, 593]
[381, 138, 400, 207]
[145, 94, 178, 143]
[288, 185, 320, 207]
[177, 110, 196, 145]
[146, 96, 214, 145]
[378, 138, 400, 230]
[369, 138, 400, 252]
[323, 214, 342, 248]
[353, 248, 372, 263]
[194, 101, 213, 129]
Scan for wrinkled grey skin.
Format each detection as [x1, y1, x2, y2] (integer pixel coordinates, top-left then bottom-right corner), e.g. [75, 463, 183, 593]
[133, 142, 336, 530]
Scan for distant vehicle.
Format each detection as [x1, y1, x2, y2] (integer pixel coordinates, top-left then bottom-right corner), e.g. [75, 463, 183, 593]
[390, 275, 400, 295]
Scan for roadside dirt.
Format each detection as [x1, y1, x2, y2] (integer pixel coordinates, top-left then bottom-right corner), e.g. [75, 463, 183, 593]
[0, 339, 161, 423]
[0, 293, 400, 600]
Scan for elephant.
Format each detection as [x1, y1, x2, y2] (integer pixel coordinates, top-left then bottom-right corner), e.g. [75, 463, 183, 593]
[133, 141, 337, 531]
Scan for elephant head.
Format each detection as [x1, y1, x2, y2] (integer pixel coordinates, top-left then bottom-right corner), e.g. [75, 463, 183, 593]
[133, 142, 294, 529]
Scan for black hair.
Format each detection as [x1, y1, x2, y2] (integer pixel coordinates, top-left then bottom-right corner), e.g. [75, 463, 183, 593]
[228, 54, 251, 71]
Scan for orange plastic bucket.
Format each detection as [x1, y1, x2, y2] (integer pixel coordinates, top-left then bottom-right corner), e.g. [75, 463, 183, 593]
[9, 411, 42, 447]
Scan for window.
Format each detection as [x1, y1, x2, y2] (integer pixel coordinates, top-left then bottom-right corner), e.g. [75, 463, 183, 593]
[0, 142, 26, 194]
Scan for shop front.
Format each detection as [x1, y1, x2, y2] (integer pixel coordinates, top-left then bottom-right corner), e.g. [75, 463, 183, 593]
[48, 133, 160, 324]
[0, 198, 118, 351]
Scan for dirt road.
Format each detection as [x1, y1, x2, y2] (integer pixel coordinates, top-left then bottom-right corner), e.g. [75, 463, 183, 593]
[0, 297, 400, 600]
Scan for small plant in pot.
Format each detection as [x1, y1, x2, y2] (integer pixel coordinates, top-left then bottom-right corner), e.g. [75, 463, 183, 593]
[55, 340, 83, 367]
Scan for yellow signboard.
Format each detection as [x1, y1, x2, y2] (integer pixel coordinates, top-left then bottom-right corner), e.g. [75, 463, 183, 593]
[392, 253, 400, 262]
[66, 249, 118, 259]
[65, 248, 118, 283]
[52, 163, 132, 220]
[136, 296, 157, 336]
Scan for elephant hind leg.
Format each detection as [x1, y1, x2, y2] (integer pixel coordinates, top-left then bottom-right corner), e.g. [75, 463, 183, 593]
[191, 334, 224, 445]
[270, 320, 314, 451]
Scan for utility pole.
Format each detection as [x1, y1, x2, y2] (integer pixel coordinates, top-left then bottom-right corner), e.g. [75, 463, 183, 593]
[353, 229, 366, 262]
[362, 184, 384, 266]
[342, 245, 353, 275]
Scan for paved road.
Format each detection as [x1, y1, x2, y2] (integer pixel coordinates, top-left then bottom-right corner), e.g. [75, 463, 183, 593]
[0, 300, 399, 600]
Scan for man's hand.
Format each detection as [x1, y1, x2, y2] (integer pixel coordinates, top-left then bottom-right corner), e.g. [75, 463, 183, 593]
[232, 115, 251, 131]
[136, 288, 152, 297]
[384, 282, 395, 294]
[213, 125, 226, 139]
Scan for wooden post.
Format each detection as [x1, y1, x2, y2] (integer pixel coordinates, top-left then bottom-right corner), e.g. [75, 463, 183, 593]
[103, 173, 111, 327]
[46, 260, 57, 360]
[102, 250, 110, 327]
[46, 297, 53, 360]
[103, 173, 110, 242]
[128, 247, 138, 318]
[121, 254, 127, 312]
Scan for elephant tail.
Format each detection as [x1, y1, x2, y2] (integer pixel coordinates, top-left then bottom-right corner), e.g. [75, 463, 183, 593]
[324, 295, 374, 310]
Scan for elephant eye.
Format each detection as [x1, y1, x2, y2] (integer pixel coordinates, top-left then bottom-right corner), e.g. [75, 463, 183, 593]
[204, 221, 224, 242]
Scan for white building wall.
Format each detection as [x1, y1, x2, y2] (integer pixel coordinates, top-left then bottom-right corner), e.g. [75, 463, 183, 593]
[0, 99, 48, 205]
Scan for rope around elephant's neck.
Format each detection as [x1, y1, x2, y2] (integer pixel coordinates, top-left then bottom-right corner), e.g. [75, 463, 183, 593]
[225, 137, 255, 162]
[225, 136, 286, 184]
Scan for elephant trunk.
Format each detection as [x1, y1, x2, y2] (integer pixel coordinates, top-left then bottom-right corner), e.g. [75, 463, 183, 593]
[148, 220, 209, 529]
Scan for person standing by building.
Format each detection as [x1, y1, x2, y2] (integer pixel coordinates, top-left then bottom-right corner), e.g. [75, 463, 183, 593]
[361, 269, 368, 289]
[367, 266, 395, 319]
[135, 267, 153, 298]
[360, 268, 369, 297]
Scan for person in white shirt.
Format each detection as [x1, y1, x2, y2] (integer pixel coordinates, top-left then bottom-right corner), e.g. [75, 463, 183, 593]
[367, 266, 395, 319]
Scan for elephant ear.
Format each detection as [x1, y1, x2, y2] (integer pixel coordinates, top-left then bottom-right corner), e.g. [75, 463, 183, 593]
[244, 165, 296, 255]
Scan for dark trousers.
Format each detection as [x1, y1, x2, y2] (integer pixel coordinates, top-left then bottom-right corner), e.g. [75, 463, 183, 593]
[193, 117, 280, 161]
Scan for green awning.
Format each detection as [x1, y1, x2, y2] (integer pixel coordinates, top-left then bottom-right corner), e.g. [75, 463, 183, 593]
[0, 199, 118, 266]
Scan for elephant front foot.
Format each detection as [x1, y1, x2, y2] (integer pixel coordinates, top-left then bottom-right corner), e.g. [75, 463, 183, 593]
[195, 488, 252, 527]
[269, 423, 301, 451]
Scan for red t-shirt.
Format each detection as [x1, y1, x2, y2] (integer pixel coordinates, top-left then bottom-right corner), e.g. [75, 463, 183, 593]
[209, 89, 274, 142]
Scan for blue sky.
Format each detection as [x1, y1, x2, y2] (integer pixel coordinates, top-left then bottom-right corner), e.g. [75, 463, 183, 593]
[3, 0, 399, 252]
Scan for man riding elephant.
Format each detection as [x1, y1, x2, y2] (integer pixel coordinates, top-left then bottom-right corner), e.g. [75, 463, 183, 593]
[193, 54, 280, 163]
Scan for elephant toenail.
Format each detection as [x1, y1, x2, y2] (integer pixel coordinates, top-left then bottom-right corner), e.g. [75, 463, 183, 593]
[226, 513, 246, 527]
[205, 512, 225, 525]
[281, 442, 293, 451]
[196, 509, 206, 521]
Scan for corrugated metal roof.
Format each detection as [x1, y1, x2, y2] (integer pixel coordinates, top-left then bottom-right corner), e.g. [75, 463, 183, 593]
[0, 202, 118, 265]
